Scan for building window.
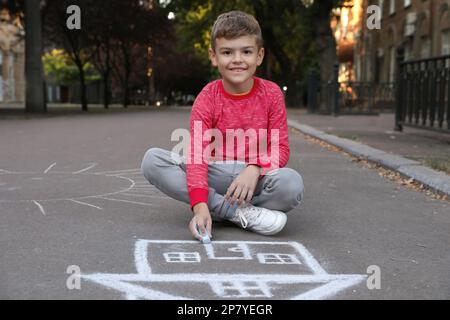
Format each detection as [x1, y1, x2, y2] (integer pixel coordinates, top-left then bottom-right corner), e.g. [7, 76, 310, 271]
[404, 12, 417, 37]
[440, 8, 450, 56]
[380, 0, 384, 19]
[8, 54, 14, 99]
[420, 37, 431, 58]
[56, 86, 61, 101]
[404, 0, 411, 8]
[389, 46, 396, 82]
[442, 30, 450, 55]
[389, 0, 396, 15]
[47, 86, 53, 103]
[404, 41, 413, 61]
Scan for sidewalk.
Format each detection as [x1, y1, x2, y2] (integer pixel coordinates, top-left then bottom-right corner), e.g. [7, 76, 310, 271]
[287, 109, 450, 196]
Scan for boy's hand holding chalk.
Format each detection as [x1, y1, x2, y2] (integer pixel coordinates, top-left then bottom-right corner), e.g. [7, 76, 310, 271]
[189, 203, 212, 243]
[196, 225, 211, 244]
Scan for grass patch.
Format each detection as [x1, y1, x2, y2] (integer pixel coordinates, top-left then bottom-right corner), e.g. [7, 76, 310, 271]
[423, 158, 450, 175]
[408, 155, 450, 175]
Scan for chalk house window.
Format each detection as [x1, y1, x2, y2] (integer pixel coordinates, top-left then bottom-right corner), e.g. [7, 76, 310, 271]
[256, 253, 302, 265]
[404, 0, 411, 8]
[163, 252, 201, 263]
[213, 281, 272, 298]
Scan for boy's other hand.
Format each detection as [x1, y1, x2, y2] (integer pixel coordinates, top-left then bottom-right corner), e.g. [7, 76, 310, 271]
[225, 165, 260, 206]
[190, 202, 212, 241]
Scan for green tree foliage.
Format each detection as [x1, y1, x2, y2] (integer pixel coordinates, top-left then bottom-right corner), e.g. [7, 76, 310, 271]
[167, 0, 343, 106]
[43, 0, 173, 109]
[167, 1, 307, 105]
[43, 49, 100, 86]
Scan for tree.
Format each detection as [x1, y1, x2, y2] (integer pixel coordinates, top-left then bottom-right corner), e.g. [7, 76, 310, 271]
[42, 49, 99, 86]
[42, 0, 174, 109]
[86, 1, 117, 109]
[306, 0, 343, 84]
[43, 0, 93, 111]
[167, 0, 314, 106]
[108, 1, 171, 108]
[168, 0, 343, 106]
[24, 0, 46, 112]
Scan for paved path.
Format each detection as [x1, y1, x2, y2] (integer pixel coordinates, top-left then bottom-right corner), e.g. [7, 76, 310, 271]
[0, 108, 449, 299]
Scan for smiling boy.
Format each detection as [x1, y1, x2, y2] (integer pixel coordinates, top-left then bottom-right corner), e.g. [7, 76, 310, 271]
[141, 11, 304, 241]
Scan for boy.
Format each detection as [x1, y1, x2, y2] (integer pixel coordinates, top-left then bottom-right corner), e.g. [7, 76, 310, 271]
[141, 11, 304, 242]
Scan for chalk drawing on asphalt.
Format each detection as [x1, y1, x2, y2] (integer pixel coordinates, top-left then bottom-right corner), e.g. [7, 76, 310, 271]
[82, 240, 367, 300]
[0, 165, 171, 214]
[1, 165, 366, 299]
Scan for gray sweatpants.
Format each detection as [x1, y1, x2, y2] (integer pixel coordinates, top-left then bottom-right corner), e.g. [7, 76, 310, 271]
[140, 147, 304, 220]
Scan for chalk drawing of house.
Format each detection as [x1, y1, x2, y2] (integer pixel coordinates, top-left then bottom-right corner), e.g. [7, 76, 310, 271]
[82, 240, 366, 300]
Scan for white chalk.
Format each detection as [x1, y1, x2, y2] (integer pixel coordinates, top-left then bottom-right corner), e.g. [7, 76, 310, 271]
[196, 225, 211, 244]
[201, 233, 211, 244]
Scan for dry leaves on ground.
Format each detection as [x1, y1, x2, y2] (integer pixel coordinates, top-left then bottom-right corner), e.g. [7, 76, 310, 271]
[298, 131, 449, 202]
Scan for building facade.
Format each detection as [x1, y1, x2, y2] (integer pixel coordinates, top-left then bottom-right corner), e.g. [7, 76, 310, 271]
[332, 0, 450, 83]
[358, 0, 450, 83]
[0, 8, 24, 103]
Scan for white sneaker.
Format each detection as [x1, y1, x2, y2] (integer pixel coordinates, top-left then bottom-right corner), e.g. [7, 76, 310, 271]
[229, 204, 287, 235]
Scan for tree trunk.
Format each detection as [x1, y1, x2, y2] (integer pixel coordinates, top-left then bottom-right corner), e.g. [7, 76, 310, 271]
[103, 46, 111, 109]
[252, 1, 299, 107]
[122, 78, 129, 108]
[317, 25, 338, 84]
[310, 1, 338, 110]
[285, 76, 299, 108]
[25, 0, 46, 113]
[77, 64, 88, 111]
[121, 44, 131, 108]
[314, 1, 338, 84]
[103, 71, 109, 109]
[148, 71, 155, 105]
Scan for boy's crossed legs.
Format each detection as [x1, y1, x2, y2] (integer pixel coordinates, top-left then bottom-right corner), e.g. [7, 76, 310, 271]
[141, 147, 304, 234]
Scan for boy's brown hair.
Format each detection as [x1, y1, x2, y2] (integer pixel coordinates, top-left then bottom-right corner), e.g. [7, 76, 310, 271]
[211, 11, 263, 51]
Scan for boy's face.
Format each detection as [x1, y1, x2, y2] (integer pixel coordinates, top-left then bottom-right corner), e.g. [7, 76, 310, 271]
[209, 35, 264, 93]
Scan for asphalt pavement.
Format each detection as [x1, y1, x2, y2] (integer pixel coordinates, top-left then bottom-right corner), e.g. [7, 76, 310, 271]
[0, 108, 449, 299]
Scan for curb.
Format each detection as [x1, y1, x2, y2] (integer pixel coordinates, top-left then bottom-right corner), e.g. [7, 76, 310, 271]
[288, 119, 450, 196]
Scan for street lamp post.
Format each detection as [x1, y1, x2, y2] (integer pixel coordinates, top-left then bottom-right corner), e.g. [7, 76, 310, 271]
[25, 0, 46, 113]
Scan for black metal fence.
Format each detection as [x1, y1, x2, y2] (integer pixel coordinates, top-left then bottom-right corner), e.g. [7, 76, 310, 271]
[307, 65, 395, 115]
[307, 75, 337, 115]
[339, 81, 395, 114]
[395, 50, 450, 133]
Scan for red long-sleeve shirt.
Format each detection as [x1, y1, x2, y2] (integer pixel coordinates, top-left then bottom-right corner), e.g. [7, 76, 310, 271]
[187, 76, 290, 209]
